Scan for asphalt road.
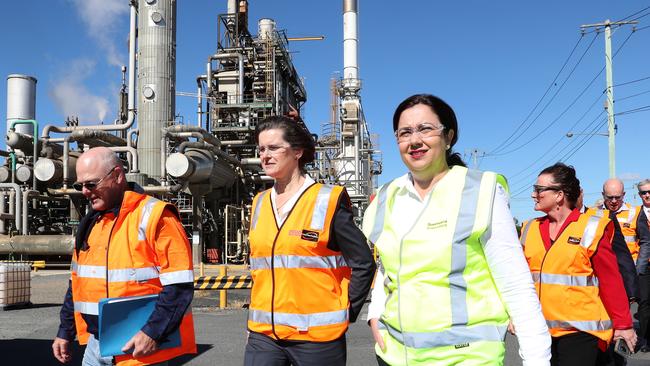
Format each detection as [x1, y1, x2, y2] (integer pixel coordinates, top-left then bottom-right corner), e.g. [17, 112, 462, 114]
[1, 270, 648, 365]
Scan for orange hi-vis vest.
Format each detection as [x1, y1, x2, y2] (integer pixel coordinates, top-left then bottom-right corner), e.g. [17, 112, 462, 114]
[71, 191, 196, 365]
[520, 213, 613, 344]
[248, 183, 351, 342]
[591, 203, 640, 260]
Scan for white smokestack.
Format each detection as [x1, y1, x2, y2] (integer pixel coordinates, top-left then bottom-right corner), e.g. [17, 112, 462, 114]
[343, 0, 358, 81]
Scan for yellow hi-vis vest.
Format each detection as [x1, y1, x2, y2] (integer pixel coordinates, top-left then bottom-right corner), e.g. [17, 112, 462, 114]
[363, 166, 509, 366]
[519, 212, 613, 344]
[247, 183, 351, 342]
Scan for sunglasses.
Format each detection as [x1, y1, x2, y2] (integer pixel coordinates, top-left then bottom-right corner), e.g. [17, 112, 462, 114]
[603, 195, 624, 201]
[532, 185, 562, 195]
[72, 166, 117, 191]
[639, 190, 650, 196]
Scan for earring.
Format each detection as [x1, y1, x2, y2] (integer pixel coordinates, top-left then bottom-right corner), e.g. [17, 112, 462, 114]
[446, 145, 450, 150]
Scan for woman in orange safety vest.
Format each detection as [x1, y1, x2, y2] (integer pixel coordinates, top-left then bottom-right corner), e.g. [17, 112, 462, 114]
[244, 115, 375, 366]
[520, 163, 636, 365]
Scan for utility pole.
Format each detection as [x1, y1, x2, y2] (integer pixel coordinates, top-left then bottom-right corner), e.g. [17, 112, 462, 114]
[465, 148, 484, 169]
[581, 19, 637, 178]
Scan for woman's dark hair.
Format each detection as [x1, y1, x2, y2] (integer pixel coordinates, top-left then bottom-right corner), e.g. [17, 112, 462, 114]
[392, 94, 465, 167]
[255, 115, 316, 172]
[539, 162, 581, 208]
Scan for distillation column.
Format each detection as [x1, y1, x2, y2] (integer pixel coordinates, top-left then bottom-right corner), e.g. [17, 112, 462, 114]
[137, 0, 176, 182]
[338, 0, 362, 197]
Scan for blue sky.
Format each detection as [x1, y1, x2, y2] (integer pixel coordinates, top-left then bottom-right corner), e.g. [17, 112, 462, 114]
[1, 1, 649, 221]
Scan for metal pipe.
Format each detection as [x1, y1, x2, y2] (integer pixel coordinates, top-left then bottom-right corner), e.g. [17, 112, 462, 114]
[0, 193, 5, 234]
[0, 234, 75, 255]
[220, 140, 249, 145]
[108, 146, 139, 172]
[41, 1, 137, 139]
[177, 142, 239, 166]
[166, 125, 221, 148]
[22, 190, 39, 234]
[9, 119, 38, 191]
[240, 158, 261, 165]
[0, 183, 22, 234]
[196, 76, 206, 127]
[127, 129, 138, 148]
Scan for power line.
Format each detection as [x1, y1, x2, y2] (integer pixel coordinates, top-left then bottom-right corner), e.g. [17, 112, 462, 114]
[617, 6, 650, 21]
[487, 35, 586, 155]
[615, 105, 650, 116]
[617, 89, 650, 102]
[612, 75, 650, 88]
[559, 118, 608, 162]
[505, 93, 605, 181]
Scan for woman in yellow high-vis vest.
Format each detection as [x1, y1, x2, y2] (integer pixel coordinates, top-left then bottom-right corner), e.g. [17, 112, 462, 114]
[363, 94, 551, 365]
[520, 163, 637, 365]
[244, 115, 376, 366]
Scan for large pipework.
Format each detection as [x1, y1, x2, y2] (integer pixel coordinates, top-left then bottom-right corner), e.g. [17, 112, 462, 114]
[137, 0, 176, 181]
[166, 149, 237, 188]
[0, 183, 22, 234]
[6, 75, 36, 140]
[0, 234, 74, 255]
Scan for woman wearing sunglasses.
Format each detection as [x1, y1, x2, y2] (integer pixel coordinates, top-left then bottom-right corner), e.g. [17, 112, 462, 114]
[363, 94, 550, 365]
[520, 163, 636, 365]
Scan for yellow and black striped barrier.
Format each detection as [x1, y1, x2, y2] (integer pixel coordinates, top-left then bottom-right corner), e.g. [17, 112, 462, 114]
[194, 275, 252, 290]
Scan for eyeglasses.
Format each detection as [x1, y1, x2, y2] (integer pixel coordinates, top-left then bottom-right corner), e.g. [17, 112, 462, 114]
[603, 194, 624, 201]
[532, 185, 562, 195]
[257, 144, 291, 157]
[395, 123, 445, 143]
[639, 190, 650, 196]
[72, 166, 117, 191]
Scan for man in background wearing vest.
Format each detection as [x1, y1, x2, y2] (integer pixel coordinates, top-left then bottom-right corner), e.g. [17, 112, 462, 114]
[52, 147, 196, 365]
[636, 179, 650, 352]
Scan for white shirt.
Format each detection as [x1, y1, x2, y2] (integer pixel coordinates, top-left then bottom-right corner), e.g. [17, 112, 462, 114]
[270, 175, 315, 227]
[643, 205, 650, 220]
[366, 173, 551, 365]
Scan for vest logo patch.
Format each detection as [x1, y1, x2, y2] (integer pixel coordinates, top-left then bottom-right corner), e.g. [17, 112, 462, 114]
[623, 223, 631, 228]
[301, 230, 319, 242]
[454, 343, 470, 349]
[427, 220, 447, 229]
[567, 236, 581, 244]
[288, 230, 302, 237]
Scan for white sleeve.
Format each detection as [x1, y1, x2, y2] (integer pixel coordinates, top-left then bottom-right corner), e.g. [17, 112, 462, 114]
[484, 184, 551, 366]
[365, 269, 387, 321]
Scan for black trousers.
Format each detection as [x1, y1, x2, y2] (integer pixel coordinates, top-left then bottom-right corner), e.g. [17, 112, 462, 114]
[244, 331, 346, 366]
[639, 274, 650, 342]
[551, 332, 600, 366]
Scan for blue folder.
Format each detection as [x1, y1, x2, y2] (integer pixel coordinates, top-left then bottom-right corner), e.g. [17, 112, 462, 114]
[98, 294, 181, 357]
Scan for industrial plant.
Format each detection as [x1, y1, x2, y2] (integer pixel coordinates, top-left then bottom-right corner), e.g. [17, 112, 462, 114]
[0, 0, 381, 265]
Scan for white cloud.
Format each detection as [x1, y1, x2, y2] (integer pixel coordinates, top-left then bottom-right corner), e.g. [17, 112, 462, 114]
[70, 0, 129, 67]
[49, 59, 110, 123]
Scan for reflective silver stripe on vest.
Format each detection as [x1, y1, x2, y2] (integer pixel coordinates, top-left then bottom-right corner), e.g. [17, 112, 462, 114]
[250, 255, 348, 270]
[73, 263, 105, 279]
[539, 273, 599, 287]
[449, 170, 483, 327]
[519, 220, 534, 246]
[74, 264, 161, 283]
[108, 266, 160, 282]
[138, 197, 160, 241]
[368, 182, 392, 244]
[249, 308, 348, 330]
[159, 269, 194, 285]
[311, 185, 333, 230]
[531, 271, 540, 283]
[547, 319, 612, 332]
[378, 319, 507, 349]
[579, 215, 601, 249]
[251, 190, 268, 230]
[624, 235, 637, 243]
[74, 301, 99, 315]
[627, 207, 636, 224]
